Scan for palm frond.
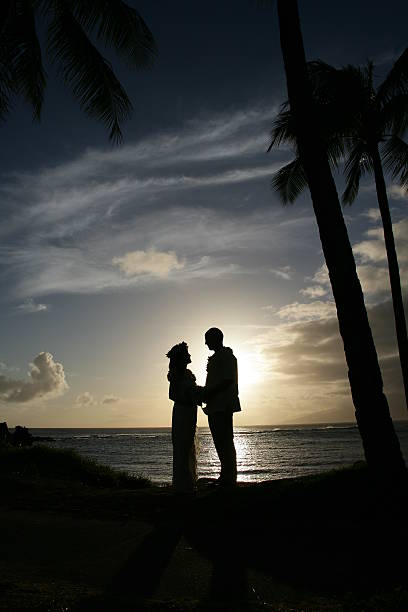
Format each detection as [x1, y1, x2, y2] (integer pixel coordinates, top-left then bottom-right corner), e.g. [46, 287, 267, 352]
[46, 3, 132, 143]
[0, 68, 13, 120]
[268, 108, 297, 151]
[271, 157, 307, 204]
[382, 136, 408, 189]
[343, 142, 372, 204]
[71, 0, 157, 69]
[325, 135, 346, 168]
[381, 93, 408, 137]
[377, 47, 408, 104]
[0, 1, 15, 118]
[309, 61, 366, 111]
[365, 61, 374, 90]
[1, 0, 46, 120]
[308, 60, 369, 145]
[0, 42, 14, 120]
[307, 60, 340, 103]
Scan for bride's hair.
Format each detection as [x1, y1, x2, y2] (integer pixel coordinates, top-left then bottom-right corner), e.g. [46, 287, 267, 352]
[166, 341, 190, 371]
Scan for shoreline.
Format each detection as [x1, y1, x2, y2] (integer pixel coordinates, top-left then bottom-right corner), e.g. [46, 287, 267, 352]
[10, 419, 408, 429]
[11, 422, 408, 486]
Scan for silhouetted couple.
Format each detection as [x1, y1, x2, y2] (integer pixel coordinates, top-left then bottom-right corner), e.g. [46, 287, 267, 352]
[167, 327, 241, 494]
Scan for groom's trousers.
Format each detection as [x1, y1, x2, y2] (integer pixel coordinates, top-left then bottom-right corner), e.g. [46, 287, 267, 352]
[208, 410, 237, 484]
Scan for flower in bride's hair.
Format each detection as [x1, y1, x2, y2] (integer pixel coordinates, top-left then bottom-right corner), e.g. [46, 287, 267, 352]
[166, 341, 189, 360]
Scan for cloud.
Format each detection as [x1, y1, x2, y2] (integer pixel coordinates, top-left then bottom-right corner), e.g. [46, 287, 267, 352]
[0, 101, 300, 299]
[0, 352, 68, 403]
[296, 219, 408, 303]
[356, 265, 390, 295]
[75, 392, 120, 406]
[27, 105, 277, 181]
[351, 218, 408, 297]
[298, 264, 331, 301]
[112, 249, 184, 278]
[0, 361, 19, 373]
[255, 296, 406, 420]
[75, 392, 97, 407]
[277, 300, 336, 321]
[361, 208, 381, 222]
[2, 205, 312, 297]
[299, 285, 328, 298]
[355, 219, 408, 264]
[256, 214, 408, 421]
[270, 266, 292, 280]
[388, 185, 408, 201]
[15, 298, 48, 314]
[101, 394, 120, 404]
[354, 240, 388, 264]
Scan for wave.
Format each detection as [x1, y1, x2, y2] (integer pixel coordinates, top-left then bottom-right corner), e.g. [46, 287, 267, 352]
[53, 433, 163, 440]
[237, 468, 275, 475]
[234, 424, 358, 436]
[116, 433, 160, 438]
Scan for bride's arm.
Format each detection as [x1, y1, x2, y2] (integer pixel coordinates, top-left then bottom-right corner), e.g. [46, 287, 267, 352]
[193, 385, 204, 406]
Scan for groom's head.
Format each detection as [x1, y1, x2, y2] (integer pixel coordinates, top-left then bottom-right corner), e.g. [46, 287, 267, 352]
[205, 327, 224, 351]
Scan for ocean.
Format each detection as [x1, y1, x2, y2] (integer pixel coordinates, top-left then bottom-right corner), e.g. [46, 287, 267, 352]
[31, 422, 408, 484]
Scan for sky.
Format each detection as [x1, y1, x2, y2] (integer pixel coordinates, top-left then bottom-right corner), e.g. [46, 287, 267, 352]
[0, 0, 408, 428]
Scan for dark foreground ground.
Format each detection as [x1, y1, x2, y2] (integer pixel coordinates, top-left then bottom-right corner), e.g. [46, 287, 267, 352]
[0, 445, 407, 611]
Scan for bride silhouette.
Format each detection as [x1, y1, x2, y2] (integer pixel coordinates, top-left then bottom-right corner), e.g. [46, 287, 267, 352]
[166, 342, 202, 494]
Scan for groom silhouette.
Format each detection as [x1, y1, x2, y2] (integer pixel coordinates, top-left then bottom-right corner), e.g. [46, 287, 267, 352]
[203, 327, 241, 486]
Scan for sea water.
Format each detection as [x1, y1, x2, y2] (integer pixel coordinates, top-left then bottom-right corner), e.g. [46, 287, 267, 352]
[31, 422, 408, 484]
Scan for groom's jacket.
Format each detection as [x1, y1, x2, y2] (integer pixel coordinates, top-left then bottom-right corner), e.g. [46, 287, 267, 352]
[204, 346, 241, 415]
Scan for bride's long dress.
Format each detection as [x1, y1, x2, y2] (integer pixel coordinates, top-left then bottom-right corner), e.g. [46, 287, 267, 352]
[169, 369, 198, 492]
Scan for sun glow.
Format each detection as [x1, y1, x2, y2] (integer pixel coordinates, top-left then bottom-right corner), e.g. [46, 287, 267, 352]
[235, 348, 264, 392]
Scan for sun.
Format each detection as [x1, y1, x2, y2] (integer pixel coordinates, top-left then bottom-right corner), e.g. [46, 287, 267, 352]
[235, 349, 263, 391]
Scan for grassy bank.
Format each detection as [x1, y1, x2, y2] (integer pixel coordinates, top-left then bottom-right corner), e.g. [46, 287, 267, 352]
[0, 444, 407, 611]
[0, 443, 151, 488]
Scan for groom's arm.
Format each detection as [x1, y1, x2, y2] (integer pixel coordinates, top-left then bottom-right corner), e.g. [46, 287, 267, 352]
[204, 378, 233, 401]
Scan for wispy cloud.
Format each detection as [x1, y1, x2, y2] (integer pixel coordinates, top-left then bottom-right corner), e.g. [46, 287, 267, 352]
[15, 298, 48, 314]
[277, 300, 336, 322]
[0, 103, 299, 299]
[270, 265, 292, 280]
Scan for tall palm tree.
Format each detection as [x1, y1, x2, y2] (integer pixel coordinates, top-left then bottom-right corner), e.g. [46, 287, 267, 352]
[275, 0, 406, 478]
[0, 0, 157, 142]
[269, 52, 408, 412]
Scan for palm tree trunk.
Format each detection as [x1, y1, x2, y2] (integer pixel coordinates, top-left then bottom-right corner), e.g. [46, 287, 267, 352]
[276, 0, 406, 479]
[371, 144, 408, 411]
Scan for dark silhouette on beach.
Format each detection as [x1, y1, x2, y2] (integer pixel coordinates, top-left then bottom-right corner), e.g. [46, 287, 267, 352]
[275, 0, 406, 480]
[203, 327, 241, 487]
[0, 422, 33, 447]
[269, 49, 408, 414]
[167, 342, 201, 494]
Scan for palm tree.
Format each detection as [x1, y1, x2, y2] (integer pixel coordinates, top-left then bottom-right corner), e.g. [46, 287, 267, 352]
[0, 0, 157, 142]
[269, 52, 408, 413]
[275, 0, 406, 478]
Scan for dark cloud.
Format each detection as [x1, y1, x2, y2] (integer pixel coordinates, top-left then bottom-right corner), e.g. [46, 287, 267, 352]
[260, 298, 406, 420]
